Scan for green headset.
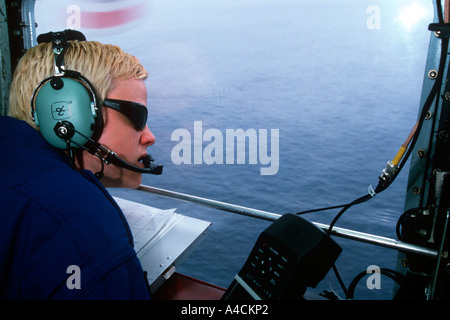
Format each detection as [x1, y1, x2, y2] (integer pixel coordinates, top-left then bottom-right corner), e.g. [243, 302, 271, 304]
[30, 30, 102, 150]
[29, 30, 163, 176]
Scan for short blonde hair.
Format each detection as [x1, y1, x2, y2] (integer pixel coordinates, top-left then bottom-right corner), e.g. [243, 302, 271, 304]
[9, 40, 148, 129]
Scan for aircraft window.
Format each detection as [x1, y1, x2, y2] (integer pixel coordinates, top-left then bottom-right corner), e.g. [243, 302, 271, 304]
[34, 0, 433, 298]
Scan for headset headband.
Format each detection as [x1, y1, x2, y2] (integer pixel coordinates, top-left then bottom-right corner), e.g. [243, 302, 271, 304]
[37, 30, 86, 75]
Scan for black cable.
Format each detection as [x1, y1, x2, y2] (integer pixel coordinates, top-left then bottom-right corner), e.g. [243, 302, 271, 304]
[291, 0, 447, 300]
[66, 141, 76, 168]
[437, 0, 444, 24]
[294, 19, 449, 228]
[327, 194, 372, 234]
[294, 201, 362, 216]
[331, 264, 349, 299]
[346, 267, 407, 300]
[94, 155, 105, 179]
[325, 65, 444, 230]
[398, 38, 449, 174]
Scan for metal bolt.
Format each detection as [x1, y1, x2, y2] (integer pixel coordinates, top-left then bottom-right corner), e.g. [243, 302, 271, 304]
[445, 92, 450, 100]
[439, 130, 448, 141]
[417, 149, 426, 158]
[412, 186, 421, 194]
[428, 70, 438, 79]
[58, 127, 68, 136]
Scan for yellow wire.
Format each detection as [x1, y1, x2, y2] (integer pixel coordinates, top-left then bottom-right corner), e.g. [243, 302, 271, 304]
[392, 145, 407, 166]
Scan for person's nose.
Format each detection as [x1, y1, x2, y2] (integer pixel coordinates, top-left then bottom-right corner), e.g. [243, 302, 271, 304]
[141, 125, 156, 146]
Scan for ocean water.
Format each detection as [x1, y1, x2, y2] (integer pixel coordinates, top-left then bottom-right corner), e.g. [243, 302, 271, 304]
[35, 0, 434, 299]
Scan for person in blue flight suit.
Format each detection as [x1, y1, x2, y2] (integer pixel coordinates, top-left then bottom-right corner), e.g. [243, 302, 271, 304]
[0, 31, 158, 299]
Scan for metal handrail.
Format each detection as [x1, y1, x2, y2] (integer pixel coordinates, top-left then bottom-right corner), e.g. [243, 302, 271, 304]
[137, 184, 438, 259]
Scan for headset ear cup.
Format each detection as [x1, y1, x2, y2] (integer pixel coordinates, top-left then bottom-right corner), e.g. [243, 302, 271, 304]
[33, 76, 98, 149]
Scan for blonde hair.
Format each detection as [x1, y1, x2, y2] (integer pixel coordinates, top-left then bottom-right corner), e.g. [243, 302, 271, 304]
[9, 40, 148, 129]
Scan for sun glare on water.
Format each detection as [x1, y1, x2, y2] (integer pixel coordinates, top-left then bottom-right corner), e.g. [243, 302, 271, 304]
[397, 2, 430, 30]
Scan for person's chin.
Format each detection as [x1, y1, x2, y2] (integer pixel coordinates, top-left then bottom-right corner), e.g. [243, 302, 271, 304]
[100, 171, 142, 189]
[122, 172, 143, 189]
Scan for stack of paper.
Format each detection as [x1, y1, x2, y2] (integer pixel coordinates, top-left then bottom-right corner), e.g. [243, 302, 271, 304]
[114, 197, 182, 258]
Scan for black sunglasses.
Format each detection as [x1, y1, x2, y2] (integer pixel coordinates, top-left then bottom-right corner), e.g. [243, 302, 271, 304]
[103, 99, 148, 130]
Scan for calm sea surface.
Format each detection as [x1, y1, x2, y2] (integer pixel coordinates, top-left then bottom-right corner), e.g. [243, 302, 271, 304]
[36, 0, 433, 299]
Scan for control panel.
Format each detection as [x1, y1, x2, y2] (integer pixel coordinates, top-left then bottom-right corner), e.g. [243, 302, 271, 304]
[222, 214, 342, 300]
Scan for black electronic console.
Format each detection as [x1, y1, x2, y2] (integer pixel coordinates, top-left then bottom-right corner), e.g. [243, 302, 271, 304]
[222, 213, 342, 300]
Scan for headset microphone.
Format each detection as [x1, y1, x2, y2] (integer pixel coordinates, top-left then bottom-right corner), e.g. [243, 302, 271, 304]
[108, 153, 163, 175]
[54, 120, 163, 176]
[85, 135, 163, 175]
